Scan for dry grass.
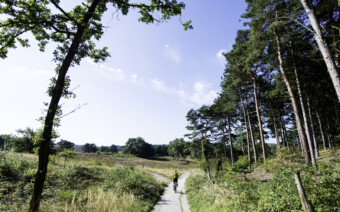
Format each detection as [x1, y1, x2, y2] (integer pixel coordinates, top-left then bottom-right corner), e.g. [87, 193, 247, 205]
[40, 188, 142, 212]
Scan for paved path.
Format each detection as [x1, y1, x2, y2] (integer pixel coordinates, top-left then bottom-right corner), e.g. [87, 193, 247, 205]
[152, 172, 191, 212]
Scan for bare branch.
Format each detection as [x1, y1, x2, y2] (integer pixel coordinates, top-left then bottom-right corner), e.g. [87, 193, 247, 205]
[60, 103, 87, 119]
[50, 0, 77, 23]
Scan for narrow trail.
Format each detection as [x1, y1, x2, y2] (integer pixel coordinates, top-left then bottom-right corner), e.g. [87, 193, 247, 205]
[151, 172, 191, 212]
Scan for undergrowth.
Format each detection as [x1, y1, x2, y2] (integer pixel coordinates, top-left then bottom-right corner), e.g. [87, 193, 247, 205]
[186, 147, 340, 212]
[0, 151, 164, 211]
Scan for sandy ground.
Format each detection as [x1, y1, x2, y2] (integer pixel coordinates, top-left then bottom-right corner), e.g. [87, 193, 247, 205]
[151, 172, 191, 212]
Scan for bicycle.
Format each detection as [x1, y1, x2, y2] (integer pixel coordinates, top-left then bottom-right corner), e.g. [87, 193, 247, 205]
[173, 181, 178, 192]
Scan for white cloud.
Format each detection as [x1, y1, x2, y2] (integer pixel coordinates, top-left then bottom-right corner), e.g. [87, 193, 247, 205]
[86, 59, 124, 81]
[189, 82, 218, 105]
[130, 74, 138, 85]
[34, 69, 51, 76]
[151, 78, 167, 92]
[216, 49, 226, 66]
[164, 44, 181, 63]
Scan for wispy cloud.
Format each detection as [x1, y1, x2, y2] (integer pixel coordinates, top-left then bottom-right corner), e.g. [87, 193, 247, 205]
[86, 59, 217, 107]
[87, 59, 124, 81]
[150, 79, 217, 107]
[216, 49, 226, 66]
[151, 78, 168, 92]
[189, 82, 218, 105]
[164, 44, 181, 63]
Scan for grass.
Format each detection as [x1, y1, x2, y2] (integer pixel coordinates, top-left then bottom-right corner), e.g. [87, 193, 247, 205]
[1, 151, 189, 211]
[185, 147, 340, 212]
[1, 151, 197, 211]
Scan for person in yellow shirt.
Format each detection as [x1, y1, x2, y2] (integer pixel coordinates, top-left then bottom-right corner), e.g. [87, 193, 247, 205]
[173, 170, 179, 184]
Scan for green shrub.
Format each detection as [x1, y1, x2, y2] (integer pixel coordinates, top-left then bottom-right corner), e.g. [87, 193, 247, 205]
[232, 155, 250, 173]
[103, 166, 163, 203]
[258, 163, 340, 211]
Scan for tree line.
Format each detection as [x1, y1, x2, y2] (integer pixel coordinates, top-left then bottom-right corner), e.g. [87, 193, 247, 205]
[0, 129, 197, 160]
[184, 0, 339, 180]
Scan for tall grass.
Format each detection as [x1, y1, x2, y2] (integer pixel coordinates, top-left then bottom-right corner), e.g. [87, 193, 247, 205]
[0, 151, 165, 212]
[40, 188, 143, 212]
[185, 148, 340, 212]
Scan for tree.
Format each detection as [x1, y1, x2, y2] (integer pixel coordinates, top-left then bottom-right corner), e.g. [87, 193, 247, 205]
[186, 106, 215, 180]
[123, 137, 155, 158]
[0, 1, 191, 210]
[154, 144, 169, 156]
[107, 144, 118, 153]
[81, 143, 98, 153]
[99, 146, 109, 152]
[299, 0, 340, 102]
[57, 149, 75, 168]
[4, 128, 36, 153]
[168, 138, 186, 159]
[57, 139, 75, 151]
[0, 134, 12, 149]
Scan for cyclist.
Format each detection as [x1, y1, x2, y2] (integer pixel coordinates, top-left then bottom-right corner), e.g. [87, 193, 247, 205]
[173, 170, 179, 192]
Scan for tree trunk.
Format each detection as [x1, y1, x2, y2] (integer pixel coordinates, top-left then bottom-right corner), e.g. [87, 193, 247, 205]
[306, 96, 319, 158]
[300, 0, 340, 102]
[290, 42, 316, 165]
[240, 93, 252, 168]
[273, 29, 310, 166]
[246, 95, 258, 164]
[315, 107, 327, 150]
[294, 171, 315, 212]
[326, 119, 334, 148]
[334, 101, 340, 133]
[271, 106, 280, 149]
[227, 116, 234, 166]
[222, 128, 228, 160]
[251, 74, 266, 162]
[29, 1, 101, 211]
[279, 113, 287, 147]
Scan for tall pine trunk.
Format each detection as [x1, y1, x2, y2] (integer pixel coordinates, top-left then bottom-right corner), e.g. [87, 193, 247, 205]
[240, 93, 252, 168]
[326, 119, 334, 148]
[300, 0, 340, 102]
[251, 74, 266, 162]
[227, 116, 234, 166]
[273, 112, 280, 148]
[315, 107, 327, 150]
[306, 96, 319, 158]
[273, 29, 311, 166]
[246, 95, 258, 163]
[29, 1, 101, 211]
[290, 42, 316, 165]
[279, 114, 287, 147]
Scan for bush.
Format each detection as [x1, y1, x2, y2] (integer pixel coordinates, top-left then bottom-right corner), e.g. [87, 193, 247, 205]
[258, 163, 340, 211]
[232, 155, 250, 173]
[103, 166, 162, 202]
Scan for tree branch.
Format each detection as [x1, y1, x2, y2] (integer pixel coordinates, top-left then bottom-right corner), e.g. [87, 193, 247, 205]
[50, 0, 77, 23]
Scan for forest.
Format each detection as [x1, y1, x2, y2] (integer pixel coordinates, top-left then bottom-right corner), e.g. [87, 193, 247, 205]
[1, 0, 340, 211]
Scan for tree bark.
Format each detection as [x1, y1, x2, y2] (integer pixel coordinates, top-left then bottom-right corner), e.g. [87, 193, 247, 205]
[306, 96, 319, 158]
[227, 116, 234, 166]
[315, 107, 327, 150]
[300, 0, 340, 102]
[222, 128, 228, 160]
[279, 113, 287, 147]
[246, 95, 258, 164]
[240, 93, 251, 168]
[273, 29, 310, 166]
[294, 171, 314, 212]
[326, 119, 334, 148]
[290, 42, 316, 165]
[270, 104, 280, 149]
[251, 74, 266, 162]
[29, 1, 101, 211]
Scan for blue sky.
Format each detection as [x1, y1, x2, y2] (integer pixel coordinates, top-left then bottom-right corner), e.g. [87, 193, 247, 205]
[0, 0, 247, 146]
